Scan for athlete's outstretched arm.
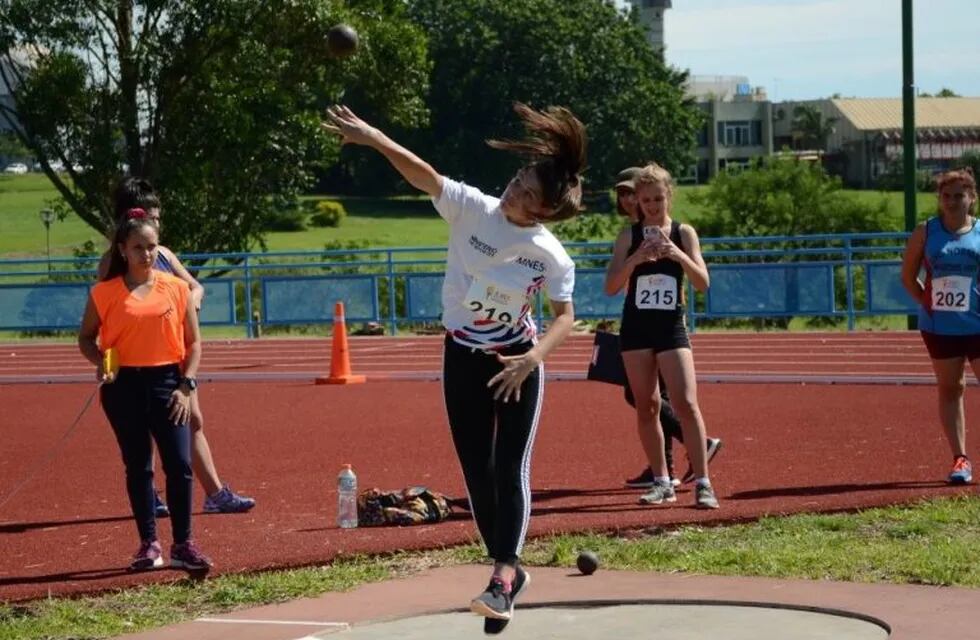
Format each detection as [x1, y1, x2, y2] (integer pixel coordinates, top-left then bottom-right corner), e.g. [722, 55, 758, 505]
[322, 105, 443, 198]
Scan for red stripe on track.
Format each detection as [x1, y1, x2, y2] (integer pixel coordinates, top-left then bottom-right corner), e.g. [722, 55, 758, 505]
[0, 332, 938, 385]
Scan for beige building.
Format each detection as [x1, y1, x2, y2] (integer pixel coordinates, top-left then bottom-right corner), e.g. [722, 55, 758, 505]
[772, 98, 980, 187]
[685, 77, 774, 182]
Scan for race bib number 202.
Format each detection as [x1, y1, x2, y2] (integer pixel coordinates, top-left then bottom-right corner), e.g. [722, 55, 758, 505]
[932, 275, 971, 313]
[635, 274, 677, 310]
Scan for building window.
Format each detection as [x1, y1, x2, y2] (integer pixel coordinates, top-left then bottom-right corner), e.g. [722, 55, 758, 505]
[716, 120, 763, 147]
[696, 124, 709, 148]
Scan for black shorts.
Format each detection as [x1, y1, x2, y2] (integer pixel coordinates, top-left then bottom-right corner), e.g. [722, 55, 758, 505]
[619, 314, 691, 353]
[920, 331, 980, 360]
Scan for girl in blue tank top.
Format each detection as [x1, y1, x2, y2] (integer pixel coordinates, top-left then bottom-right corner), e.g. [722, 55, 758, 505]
[901, 167, 979, 485]
[917, 216, 980, 334]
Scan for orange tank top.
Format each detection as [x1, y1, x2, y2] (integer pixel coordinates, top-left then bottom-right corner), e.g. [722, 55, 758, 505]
[90, 272, 189, 367]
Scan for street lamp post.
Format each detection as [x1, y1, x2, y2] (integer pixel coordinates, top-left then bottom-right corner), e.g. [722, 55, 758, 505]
[39, 208, 56, 274]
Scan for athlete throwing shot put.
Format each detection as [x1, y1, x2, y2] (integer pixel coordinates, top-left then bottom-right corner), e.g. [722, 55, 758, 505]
[323, 103, 586, 632]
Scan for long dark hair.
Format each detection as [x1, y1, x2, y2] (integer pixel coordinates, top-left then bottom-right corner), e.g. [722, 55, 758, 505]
[113, 176, 161, 222]
[487, 103, 587, 222]
[103, 215, 158, 281]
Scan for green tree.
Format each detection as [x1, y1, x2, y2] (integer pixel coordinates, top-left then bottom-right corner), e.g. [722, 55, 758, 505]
[953, 150, 980, 177]
[0, 0, 430, 253]
[790, 105, 838, 151]
[401, 0, 702, 194]
[689, 158, 894, 239]
[0, 130, 28, 160]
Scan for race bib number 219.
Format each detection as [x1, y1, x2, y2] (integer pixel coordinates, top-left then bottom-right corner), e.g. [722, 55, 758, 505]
[463, 278, 527, 325]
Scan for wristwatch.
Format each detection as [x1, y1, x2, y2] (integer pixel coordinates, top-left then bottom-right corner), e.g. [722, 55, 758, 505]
[179, 376, 198, 391]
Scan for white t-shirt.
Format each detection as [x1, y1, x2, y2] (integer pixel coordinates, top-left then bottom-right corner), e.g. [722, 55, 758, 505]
[432, 177, 575, 349]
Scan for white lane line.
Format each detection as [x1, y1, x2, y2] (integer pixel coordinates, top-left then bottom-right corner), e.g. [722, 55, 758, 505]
[195, 617, 350, 628]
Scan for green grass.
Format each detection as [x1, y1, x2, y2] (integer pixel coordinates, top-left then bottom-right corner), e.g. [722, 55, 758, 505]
[0, 175, 106, 258]
[2, 496, 978, 640]
[0, 174, 940, 258]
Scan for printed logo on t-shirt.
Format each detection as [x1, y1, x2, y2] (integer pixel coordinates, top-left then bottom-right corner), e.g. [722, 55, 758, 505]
[515, 256, 546, 273]
[469, 235, 498, 258]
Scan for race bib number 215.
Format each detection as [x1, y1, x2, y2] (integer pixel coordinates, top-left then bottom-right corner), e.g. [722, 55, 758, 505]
[635, 274, 677, 310]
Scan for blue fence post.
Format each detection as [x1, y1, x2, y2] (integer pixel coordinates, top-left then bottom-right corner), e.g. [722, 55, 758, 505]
[244, 255, 254, 338]
[387, 249, 397, 336]
[844, 238, 855, 331]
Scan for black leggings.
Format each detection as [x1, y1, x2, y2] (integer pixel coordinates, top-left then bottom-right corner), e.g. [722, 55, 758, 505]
[101, 364, 193, 544]
[442, 335, 542, 566]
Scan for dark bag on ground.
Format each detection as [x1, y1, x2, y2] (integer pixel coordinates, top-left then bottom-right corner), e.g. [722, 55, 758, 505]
[586, 330, 627, 387]
[357, 486, 453, 526]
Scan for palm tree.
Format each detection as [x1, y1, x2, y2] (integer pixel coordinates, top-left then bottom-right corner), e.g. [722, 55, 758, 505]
[791, 105, 838, 151]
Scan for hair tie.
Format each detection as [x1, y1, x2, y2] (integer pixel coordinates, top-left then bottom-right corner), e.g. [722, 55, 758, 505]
[126, 208, 147, 219]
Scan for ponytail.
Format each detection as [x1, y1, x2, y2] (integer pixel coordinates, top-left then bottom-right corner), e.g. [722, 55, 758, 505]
[487, 102, 588, 222]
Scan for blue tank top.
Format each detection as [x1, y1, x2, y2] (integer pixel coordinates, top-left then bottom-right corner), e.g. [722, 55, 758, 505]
[918, 216, 980, 335]
[153, 250, 175, 274]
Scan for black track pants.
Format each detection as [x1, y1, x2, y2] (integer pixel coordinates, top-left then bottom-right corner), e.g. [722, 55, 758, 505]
[442, 335, 543, 565]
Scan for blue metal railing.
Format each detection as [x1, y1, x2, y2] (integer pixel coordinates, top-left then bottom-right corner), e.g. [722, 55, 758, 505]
[0, 232, 917, 335]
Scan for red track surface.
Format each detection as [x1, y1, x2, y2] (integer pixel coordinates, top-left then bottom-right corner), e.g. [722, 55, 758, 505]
[0, 333, 976, 602]
[0, 331, 950, 384]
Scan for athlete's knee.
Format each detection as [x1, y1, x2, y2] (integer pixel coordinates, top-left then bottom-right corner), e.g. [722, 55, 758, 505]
[937, 378, 966, 400]
[671, 395, 701, 423]
[189, 408, 205, 432]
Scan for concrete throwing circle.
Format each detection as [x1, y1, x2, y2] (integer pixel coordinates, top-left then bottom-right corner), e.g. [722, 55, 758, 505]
[326, 602, 889, 639]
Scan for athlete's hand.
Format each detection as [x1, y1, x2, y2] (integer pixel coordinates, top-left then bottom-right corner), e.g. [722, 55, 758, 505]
[168, 388, 192, 425]
[97, 361, 115, 384]
[488, 352, 541, 403]
[321, 105, 378, 147]
[630, 240, 660, 266]
[651, 227, 684, 262]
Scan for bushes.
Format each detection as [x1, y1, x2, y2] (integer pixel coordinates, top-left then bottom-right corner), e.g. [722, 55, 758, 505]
[310, 200, 347, 227]
[260, 200, 348, 231]
[690, 157, 896, 238]
[262, 209, 308, 231]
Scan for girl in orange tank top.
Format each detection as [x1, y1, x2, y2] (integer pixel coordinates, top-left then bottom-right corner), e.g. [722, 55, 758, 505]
[78, 213, 212, 572]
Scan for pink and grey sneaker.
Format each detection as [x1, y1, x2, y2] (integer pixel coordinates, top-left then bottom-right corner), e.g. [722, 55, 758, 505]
[170, 541, 213, 572]
[948, 456, 973, 484]
[129, 539, 163, 571]
[203, 486, 256, 514]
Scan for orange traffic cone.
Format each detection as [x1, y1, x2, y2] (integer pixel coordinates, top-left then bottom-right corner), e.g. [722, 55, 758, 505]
[315, 302, 367, 385]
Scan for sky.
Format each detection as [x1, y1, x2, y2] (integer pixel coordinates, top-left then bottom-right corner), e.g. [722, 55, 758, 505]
[618, 0, 980, 101]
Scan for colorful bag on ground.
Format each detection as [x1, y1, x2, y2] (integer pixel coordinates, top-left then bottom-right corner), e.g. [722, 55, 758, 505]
[357, 486, 453, 526]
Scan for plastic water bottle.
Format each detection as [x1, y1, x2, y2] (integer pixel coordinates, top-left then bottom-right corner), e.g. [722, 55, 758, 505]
[337, 464, 358, 529]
